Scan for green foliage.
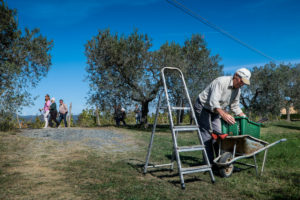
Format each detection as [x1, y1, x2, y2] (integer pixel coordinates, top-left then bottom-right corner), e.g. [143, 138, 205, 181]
[85, 29, 222, 124]
[85, 29, 160, 124]
[241, 63, 300, 118]
[0, 0, 53, 131]
[77, 109, 96, 127]
[27, 116, 43, 129]
[291, 64, 300, 110]
[281, 114, 300, 120]
[0, 0, 53, 114]
[0, 112, 16, 131]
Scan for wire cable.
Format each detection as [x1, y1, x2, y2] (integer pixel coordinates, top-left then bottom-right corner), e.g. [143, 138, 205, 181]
[166, 0, 276, 62]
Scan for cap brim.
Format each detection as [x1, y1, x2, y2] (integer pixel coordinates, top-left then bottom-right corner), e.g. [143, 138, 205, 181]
[242, 78, 250, 85]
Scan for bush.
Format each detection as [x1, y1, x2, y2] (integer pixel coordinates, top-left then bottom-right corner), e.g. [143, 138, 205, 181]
[77, 109, 96, 127]
[281, 114, 300, 120]
[26, 116, 44, 129]
[0, 112, 17, 131]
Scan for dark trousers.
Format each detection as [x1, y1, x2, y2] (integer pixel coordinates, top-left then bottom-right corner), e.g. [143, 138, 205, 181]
[49, 110, 59, 127]
[116, 117, 126, 126]
[194, 98, 221, 164]
[58, 113, 68, 127]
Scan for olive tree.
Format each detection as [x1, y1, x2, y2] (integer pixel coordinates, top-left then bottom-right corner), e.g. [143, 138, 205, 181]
[85, 30, 224, 125]
[85, 29, 161, 124]
[0, 0, 53, 130]
[154, 35, 223, 124]
[240, 63, 299, 120]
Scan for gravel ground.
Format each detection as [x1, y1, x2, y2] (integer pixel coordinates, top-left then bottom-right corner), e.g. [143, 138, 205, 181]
[21, 128, 137, 152]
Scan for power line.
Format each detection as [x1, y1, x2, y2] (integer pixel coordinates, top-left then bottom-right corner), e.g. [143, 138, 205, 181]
[166, 0, 276, 62]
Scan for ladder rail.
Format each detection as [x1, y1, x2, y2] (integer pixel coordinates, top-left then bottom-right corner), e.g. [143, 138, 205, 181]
[162, 67, 212, 168]
[143, 90, 163, 173]
[161, 68, 184, 182]
[144, 67, 215, 189]
[162, 67, 215, 185]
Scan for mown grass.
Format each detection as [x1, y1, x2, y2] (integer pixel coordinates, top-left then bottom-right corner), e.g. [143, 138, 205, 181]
[56, 121, 300, 199]
[0, 121, 300, 199]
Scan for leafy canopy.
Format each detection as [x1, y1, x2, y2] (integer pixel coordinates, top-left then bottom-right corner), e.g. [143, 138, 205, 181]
[0, 0, 53, 113]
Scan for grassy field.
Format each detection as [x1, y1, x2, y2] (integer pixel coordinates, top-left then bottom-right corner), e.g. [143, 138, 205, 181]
[0, 121, 299, 199]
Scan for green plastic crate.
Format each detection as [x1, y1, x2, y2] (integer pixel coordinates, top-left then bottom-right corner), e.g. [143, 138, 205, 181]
[221, 117, 261, 138]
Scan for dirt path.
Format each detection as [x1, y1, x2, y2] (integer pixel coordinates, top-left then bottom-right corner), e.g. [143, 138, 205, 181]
[21, 127, 138, 152]
[0, 128, 138, 199]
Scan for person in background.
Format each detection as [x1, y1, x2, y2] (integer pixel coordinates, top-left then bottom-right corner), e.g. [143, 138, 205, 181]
[57, 99, 68, 127]
[194, 68, 251, 166]
[49, 97, 59, 127]
[134, 104, 141, 124]
[40, 94, 50, 128]
[114, 105, 120, 126]
[120, 107, 127, 126]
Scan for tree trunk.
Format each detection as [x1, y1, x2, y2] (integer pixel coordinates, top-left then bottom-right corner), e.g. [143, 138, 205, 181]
[95, 107, 101, 126]
[176, 98, 184, 125]
[141, 101, 149, 126]
[68, 103, 72, 128]
[179, 101, 184, 123]
[286, 106, 291, 121]
[190, 113, 193, 125]
[16, 113, 21, 128]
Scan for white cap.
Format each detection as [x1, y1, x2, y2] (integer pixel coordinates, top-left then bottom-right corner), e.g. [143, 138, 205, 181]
[51, 97, 55, 102]
[121, 108, 125, 112]
[236, 68, 251, 85]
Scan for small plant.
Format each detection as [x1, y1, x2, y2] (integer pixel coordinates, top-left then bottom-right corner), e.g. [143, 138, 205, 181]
[0, 112, 16, 131]
[77, 109, 96, 127]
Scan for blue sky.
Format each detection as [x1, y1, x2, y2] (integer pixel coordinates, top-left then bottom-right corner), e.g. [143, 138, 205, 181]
[6, 0, 300, 115]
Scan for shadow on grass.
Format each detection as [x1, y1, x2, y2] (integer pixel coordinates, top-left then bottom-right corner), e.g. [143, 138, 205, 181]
[274, 124, 300, 131]
[165, 154, 201, 167]
[126, 158, 207, 188]
[271, 170, 300, 186]
[267, 177, 300, 200]
[126, 159, 145, 173]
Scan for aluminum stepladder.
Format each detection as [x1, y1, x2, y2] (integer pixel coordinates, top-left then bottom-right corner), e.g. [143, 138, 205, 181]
[143, 67, 215, 189]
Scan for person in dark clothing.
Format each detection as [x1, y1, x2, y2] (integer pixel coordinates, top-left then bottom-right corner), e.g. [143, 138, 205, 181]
[115, 105, 126, 126]
[134, 104, 141, 124]
[114, 105, 121, 126]
[57, 99, 68, 127]
[49, 97, 59, 127]
[120, 107, 126, 126]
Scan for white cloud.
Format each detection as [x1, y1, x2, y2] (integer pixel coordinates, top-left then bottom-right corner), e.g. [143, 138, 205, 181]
[225, 58, 300, 73]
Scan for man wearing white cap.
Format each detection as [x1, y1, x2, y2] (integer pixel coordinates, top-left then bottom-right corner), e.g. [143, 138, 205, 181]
[193, 68, 251, 166]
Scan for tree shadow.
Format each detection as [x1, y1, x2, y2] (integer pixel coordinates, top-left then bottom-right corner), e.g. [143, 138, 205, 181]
[165, 154, 201, 167]
[126, 158, 207, 188]
[274, 124, 300, 131]
[267, 171, 300, 200]
[264, 171, 300, 199]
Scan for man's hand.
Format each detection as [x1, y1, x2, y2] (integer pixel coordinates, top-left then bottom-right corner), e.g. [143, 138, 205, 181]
[238, 113, 246, 117]
[215, 108, 236, 125]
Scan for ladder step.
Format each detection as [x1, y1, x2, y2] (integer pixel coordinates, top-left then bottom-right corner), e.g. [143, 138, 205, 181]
[159, 106, 191, 110]
[181, 165, 211, 174]
[146, 163, 173, 168]
[177, 145, 205, 152]
[173, 125, 199, 132]
[171, 107, 191, 110]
